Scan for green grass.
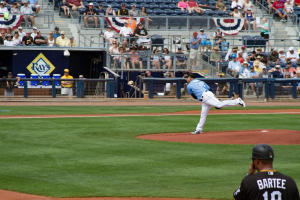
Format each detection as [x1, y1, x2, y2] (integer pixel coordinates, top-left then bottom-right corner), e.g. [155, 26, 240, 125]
[1, 108, 300, 199]
[0, 105, 300, 116]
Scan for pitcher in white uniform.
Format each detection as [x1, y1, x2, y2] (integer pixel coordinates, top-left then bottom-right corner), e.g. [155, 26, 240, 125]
[186, 73, 246, 134]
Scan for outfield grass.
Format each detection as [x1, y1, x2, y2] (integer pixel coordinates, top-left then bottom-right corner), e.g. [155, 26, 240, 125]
[0, 106, 300, 199]
[0, 105, 300, 116]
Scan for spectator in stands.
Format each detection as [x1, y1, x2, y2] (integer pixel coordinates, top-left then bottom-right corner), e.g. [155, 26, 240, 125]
[61, 0, 70, 17]
[187, 0, 198, 14]
[237, 51, 244, 63]
[268, 48, 279, 67]
[216, 72, 229, 95]
[295, 0, 300, 7]
[178, 0, 188, 11]
[230, 7, 243, 17]
[245, 56, 253, 67]
[83, 3, 98, 28]
[127, 14, 137, 32]
[56, 31, 70, 47]
[109, 40, 119, 54]
[213, 27, 224, 48]
[68, 0, 84, 11]
[249, 50, 256, 62]
[253, 56, 263, 73]
[34, 31, 46, 45]
[231, 0, 243, 10]
[61, 68, 73, 96]
[20, 0, 35, 26]
[272, 0, 287, 22]
[240, 45, 247, 59]
[296, 70, 300, 93]
[98, 3, 105, 29]
[258, 18, 269, 46]
[128, 47, 142, 69]
[106, 5, 116, 16]
[227, 54, 241, 77]
[216, 0, 226, 11]
[31, 26, 38, 39]
[53, 26, 61, 39]
[243, 0, 253, 12]
[269, 64, 283, 78]
[259, 66, 270, 78]
[133, 23, 150, 46]
[18, 26, 26, 39]
[104, 26, 115, 45]
[284, 0, 294, 16]
[0, 32, 3, 45]
[278, 48, 286, 63]
[210, 46, 222, 66]
[198, 29, 208, 52]
[4, 34, 15, 46]
[118, 3, 129, 16]
[12, 31, 22, 45]
[10, 2, 20, 13]
[190, 32, 200, 69]
[283, 61, 296, 77]
[27, 0, 40, 15]
[162, 48, 172, 70]
[0, 1, 8, 13]
[286, 47, 299, 67]
[176, 47, 187, 69]
[152, 48, 160, 69]
[244, 8, 256, 30]
[239, 61, 250, 78]
[225, 46, 238, 61]
[119, 21, 132, 48]
[22, 31, 34, 45]
[47, 31, 55, 46]
[129, 4, 139, 16]
[68, 36, 76, 47]
[248, 65, 259, 94]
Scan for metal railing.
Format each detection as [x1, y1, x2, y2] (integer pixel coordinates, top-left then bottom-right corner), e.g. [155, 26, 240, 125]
[0, 78, 115, 98]
[142, 77, 300, 99]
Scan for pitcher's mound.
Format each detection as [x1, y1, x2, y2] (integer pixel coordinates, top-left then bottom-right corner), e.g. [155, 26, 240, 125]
[137, 129, 300, 145]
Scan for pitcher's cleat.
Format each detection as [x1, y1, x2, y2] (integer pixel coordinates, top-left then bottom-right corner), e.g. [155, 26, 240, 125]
[237, 97, 246, 108]
[191, 130, 203, 135]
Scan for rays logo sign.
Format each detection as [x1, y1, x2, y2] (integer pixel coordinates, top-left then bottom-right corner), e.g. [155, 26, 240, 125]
[26, 53, 55, 76]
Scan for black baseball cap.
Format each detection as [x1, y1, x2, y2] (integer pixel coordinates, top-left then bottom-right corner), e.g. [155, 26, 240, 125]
[252, 144, 274, 160]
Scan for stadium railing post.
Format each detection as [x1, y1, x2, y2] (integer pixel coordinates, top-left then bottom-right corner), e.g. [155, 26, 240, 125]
[292, 81, 297, 99]
[52, 80, 56, 98]
[229, 80, 234, 98]
[106, 79, 115, 98]
[176, 80, 181, 99]
[238, 80, 243, 99]
[24, 80, 28, 98]
[270, 79, 275, 99]
[265, 79, 269, 100]
[149, 80, 153, 98]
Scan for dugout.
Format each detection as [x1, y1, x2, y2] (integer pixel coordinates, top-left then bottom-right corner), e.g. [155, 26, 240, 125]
[0, 49, 106, 79]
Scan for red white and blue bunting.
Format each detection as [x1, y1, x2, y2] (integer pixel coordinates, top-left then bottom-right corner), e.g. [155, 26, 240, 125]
[0, 14, 23, 31]
[213, 18, 244, 35]
[105, 17, 144, 33]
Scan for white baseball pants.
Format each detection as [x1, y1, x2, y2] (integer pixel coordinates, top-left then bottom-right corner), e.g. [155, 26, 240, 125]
[196, 91, 240, 132]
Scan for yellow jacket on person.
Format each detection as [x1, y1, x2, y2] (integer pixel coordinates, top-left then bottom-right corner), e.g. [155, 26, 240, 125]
[61, 75, 73, 88]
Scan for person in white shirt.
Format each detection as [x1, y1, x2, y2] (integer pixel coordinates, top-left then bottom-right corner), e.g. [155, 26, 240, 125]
[119, 22, 132, 47]
[243, 0, 253, 12]
[227, 54, 241, 77]
[0, 2, 9, 14]
[31, 27, 38, 39]
[104, 26, 115, 45]
[286, 47, 299, 67]
[4, 34, 15, 46]
[284, 0, 294, 14]
[239, 61, 250, 78]
[12, 31, 22, 45]
[231, 0, 243, 9]
[17, 27, 26, 39]
[20, 0, 35, 26]
[278, 48, 286, 64]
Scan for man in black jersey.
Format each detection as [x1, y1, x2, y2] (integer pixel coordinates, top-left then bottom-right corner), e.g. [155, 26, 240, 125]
[234, 144, 299, 200]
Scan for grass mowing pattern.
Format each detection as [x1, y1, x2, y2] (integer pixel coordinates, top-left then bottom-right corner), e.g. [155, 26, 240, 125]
[1, 106, 300, 116]
[0, 110, 300, 199]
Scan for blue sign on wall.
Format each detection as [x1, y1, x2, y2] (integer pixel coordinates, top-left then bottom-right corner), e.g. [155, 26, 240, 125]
[12, 50, 69, 77]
